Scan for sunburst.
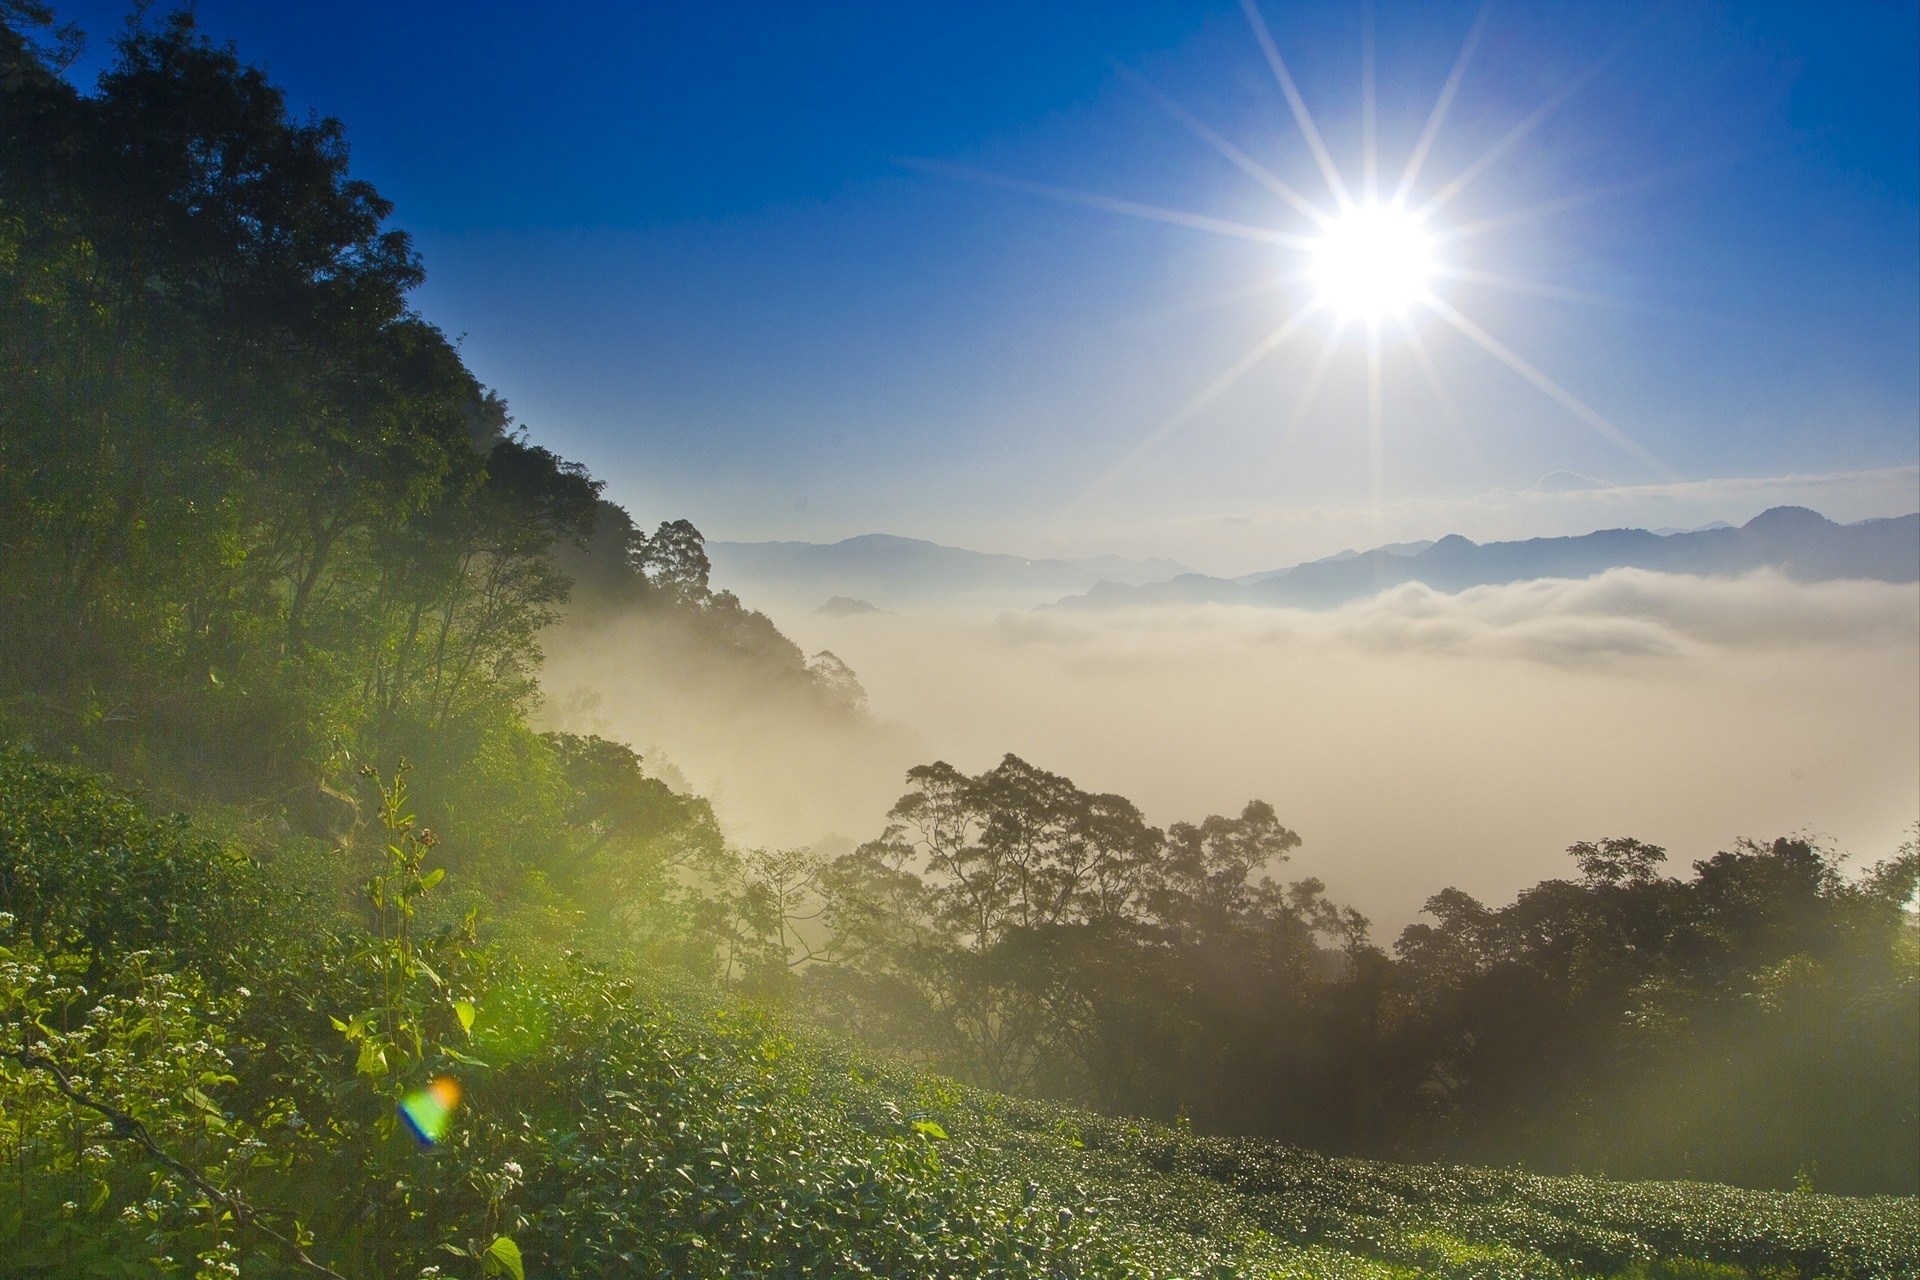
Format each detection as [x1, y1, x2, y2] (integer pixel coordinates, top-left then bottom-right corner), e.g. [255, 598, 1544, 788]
[914, 0, 1672, 512]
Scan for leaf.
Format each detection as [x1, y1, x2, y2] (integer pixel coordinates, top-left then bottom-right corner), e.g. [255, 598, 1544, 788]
[453, 999, 477, 1032]
[485, 1235, 525, 1280]
[421, 867, 445, 890]
[911, 1120, 948, 1140]
[329, 1015, 352, 1033]
[439, 1044, 490, 1068]
[183, 1086, 223, 1115]
[355, 1040, 388, 1077]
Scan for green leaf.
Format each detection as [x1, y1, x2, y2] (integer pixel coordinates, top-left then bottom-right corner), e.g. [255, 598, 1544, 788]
[439, 1044, 490, 1068]
[183, 1086, 223, 1115]
[452, 999, 477, 1032]
[484, 1235, 525, 1280]
[355, 1040, 388, 1077]
[329, 1015, 351, 1033]
[911, 1120, 948, 1140]
[421, 867, 445, 889]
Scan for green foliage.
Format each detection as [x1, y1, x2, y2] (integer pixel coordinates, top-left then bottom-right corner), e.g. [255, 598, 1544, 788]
[809, 753, 1357, 1112]
[809, 752, 1917, 1194]
[0, 745, 257, 978]
[330, 763, 482, 1080]
[1, 756, 1916, 1278]
[1387, 834, 1920, 1192]
[0, 2, 855, 845]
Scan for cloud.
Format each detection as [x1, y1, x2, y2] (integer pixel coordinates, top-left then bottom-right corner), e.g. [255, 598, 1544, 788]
[998, 568, 1919, 667]
[778, 568, 1918, 933]
[1325, 568, 1919, 665]
[547, 569, 1918, 937]
[1534, 470, 1608, 493]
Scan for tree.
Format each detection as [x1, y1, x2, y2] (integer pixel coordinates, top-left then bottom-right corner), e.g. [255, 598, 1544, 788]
[814, 754, 1347, 1115]
[631, 517, 711, 602]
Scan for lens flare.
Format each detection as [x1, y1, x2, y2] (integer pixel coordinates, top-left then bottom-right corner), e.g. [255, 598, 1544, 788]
[399, 1076, 462, 1145]
[1308, 203, 1435, 320]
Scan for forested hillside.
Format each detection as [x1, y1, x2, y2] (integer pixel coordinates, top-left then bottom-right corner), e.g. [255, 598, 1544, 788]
[0, 4, 851, 882]
[2, 8, 1915, 1277]
[794, 756, 1917, 1193]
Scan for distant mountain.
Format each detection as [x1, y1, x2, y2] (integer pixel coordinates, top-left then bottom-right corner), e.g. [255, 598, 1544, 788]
[707, 534, 1191, 609]
[1650, 521, 1734, 537]
[815, 596, 885, 617]
[1234, 540, 1435, 586]
[1050, 508, 1920, 612]
[1063, 552, 1195, 583]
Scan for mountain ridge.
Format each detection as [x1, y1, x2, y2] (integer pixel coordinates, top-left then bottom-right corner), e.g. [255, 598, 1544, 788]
[1049, 507, 1920, 612]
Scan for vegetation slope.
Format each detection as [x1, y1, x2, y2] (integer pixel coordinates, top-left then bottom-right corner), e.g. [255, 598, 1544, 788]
[4, 749, 1916, 1279]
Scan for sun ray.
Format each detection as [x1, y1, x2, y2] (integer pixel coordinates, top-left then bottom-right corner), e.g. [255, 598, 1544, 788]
[1421, 294, 1667, 474]
[903, 159, 1314, 248]
[1240, 0, 1353, 207]
[1395, 314, 1458, 423]
[1111, 62, 1330, 224]
[1392, 0, 1495, 204]
[1418, 14, 1653, 216]
[1286, 321, 1347, 429]
[1440, 165, 1699, 242]
[1083, 303, 1325, 499]
[1120, 275, 1294, 328]
[1361, 0, 1378, 203]
[1398, 313, 1498, 482]
[1258, 322, 1350, 481]
[1432, 263, 1642, 310]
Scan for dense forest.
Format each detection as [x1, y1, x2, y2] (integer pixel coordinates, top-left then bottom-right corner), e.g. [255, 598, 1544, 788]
[803, 759, 1916, 1190]
[2, 8, 1915, 1277]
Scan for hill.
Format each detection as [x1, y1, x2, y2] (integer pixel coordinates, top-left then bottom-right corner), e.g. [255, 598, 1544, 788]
[1054, 507, 1920, 611]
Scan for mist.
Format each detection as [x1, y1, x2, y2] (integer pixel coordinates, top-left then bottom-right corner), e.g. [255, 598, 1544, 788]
[537, 604, 928, 851]
[546, 568, 1919, 933]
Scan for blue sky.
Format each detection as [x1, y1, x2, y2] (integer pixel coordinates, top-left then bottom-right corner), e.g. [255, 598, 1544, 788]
[58, 1, 1920, 571]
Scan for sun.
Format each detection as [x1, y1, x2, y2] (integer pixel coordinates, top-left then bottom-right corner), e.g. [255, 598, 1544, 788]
[924, 0, 1670, 490]
[1308, 202, 1436, 321]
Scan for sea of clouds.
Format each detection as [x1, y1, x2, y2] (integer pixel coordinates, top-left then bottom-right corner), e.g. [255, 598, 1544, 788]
[545, 567, 1919, 934]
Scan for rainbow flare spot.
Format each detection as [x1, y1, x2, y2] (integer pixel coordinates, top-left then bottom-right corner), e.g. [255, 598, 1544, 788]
[399, 1076, 461, 1145]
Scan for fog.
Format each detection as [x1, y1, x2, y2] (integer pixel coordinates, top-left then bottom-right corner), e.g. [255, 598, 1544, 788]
[543, 568, 1919, 934]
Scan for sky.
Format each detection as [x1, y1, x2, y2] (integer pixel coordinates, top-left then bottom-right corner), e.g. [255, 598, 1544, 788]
[54, 0, 1920, 573]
